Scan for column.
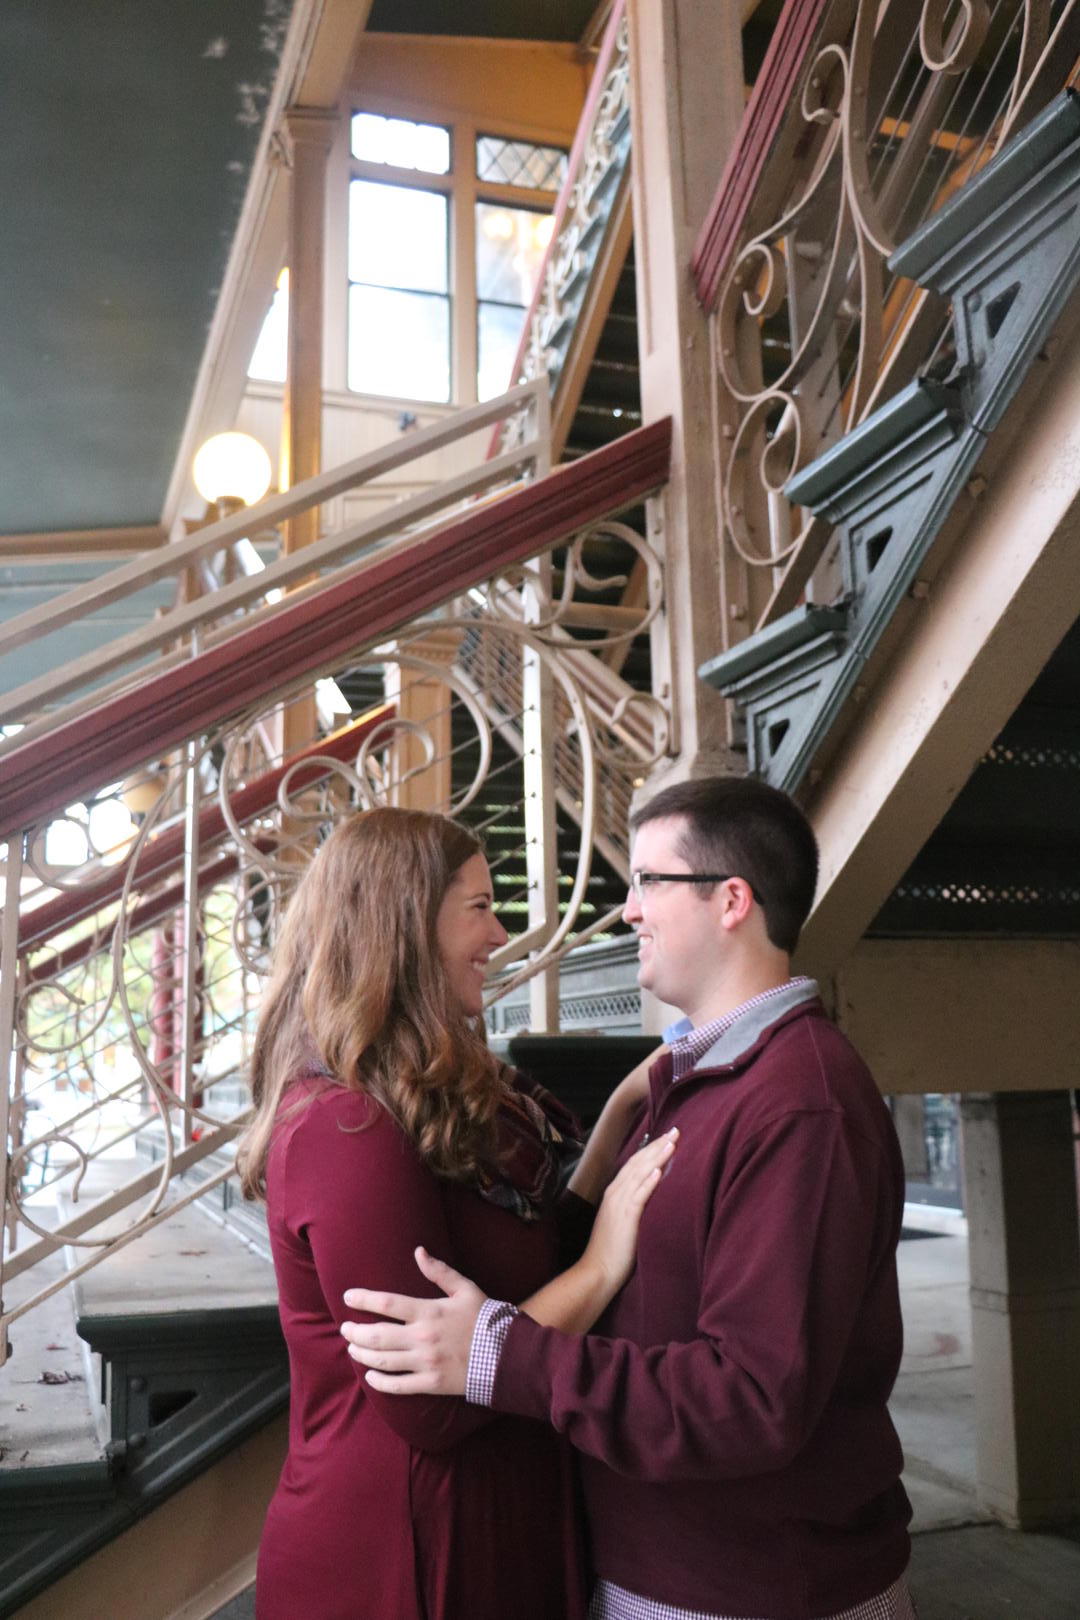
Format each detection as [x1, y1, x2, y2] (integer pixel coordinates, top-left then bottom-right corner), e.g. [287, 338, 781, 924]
[280, 106, 336, 555]
[278, 107, 337, 776]
[626, 0, 745, 782]
[960, 1090, 1080, 1527]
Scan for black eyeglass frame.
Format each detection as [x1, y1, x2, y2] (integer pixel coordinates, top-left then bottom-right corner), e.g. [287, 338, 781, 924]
[629, 871, 764, 904]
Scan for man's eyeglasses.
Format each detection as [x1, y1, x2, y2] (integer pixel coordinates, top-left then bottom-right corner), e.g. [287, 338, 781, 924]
[629, 871, 764, 903]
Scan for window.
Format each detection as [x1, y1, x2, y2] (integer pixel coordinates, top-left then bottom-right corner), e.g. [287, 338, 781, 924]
[476, 203, 554, 401]
[352, 112, 450, 175]
[476, 135, 567, 192]
[247, 115, 568, 403]
[347, 112, 565, 404]
[347, 179, 451, 400]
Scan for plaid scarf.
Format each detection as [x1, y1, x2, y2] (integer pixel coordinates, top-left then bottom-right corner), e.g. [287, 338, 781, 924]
[476, 1070, 584, 1222]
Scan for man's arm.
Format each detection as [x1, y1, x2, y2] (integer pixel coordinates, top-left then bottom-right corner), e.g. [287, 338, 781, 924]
[341, 1128, 678, 1387]
[342, 1111, 890, 1483]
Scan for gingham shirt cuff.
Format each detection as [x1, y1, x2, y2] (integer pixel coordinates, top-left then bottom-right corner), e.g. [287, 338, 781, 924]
[464, 1297, 519, 1405]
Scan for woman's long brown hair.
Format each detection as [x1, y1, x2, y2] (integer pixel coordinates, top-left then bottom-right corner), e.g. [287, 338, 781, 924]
[238, 808, 509, 1200]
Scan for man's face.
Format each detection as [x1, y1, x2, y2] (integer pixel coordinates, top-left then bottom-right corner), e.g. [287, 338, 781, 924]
[623, 815, 723, 1017]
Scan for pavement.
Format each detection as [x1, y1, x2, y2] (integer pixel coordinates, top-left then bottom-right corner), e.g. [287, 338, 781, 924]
[893, 1203, 1080, 1619]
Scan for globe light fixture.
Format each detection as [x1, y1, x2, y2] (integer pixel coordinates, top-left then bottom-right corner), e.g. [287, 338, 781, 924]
[192, 431, 273, 509]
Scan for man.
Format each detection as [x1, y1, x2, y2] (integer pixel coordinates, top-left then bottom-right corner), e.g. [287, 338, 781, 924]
[342, 777, 915, 1620]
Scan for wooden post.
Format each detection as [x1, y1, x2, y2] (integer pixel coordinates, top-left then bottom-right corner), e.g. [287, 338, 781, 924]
[626, 0, 747, 784]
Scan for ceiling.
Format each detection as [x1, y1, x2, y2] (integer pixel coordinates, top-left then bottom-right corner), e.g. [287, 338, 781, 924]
[0, 1, 608, 545]
[367, 1, 601, 37]
[0, 0, 292, 539]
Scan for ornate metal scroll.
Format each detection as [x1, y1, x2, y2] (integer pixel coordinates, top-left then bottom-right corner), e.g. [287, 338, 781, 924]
[710, 0, 1079, 628]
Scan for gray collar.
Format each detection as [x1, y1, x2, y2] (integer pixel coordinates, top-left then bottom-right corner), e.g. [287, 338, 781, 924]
[691, 978, 821, 1073]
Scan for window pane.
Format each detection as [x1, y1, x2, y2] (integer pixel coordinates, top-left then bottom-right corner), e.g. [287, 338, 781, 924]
[349, 180, 449, 294]
[478, 300, 527, 401]
[248, 268, 289, 382]
[352, 112, 450, 174]
[476, 135, 567, 192]
[348, 285, 450, 402]
[476, 203, 553, 306]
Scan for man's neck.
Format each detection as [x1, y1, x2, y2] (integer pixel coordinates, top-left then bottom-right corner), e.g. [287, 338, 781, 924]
[684, 961, 792, 1030]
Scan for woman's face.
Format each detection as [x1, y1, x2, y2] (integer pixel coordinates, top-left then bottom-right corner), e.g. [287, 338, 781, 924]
[435, 852, 509, 1016]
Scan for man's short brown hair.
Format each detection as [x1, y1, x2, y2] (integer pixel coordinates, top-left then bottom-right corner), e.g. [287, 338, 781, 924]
[630, 776, 818, 954]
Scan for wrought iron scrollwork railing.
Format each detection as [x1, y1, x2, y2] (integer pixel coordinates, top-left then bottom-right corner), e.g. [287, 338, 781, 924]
[703, 0, 1080, 631]
[0, 394, 672, 1363]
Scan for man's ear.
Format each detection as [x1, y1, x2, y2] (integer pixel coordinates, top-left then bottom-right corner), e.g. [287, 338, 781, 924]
[717, 877, 755, 930]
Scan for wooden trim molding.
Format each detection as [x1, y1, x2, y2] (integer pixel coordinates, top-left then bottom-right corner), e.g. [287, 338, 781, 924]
[0, 526, 166, 562]
[0, 420, 671, 841]
[691, 0, 832, 313]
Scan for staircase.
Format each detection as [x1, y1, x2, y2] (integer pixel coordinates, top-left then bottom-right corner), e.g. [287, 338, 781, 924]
[0, 1162, 285, 1620]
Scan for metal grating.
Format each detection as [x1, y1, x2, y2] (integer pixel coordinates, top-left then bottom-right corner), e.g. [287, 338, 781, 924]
[872, 853, 1080, 935]
[497, 988, 641, 1031]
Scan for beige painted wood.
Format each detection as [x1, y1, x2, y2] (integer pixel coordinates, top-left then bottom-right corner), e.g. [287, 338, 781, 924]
[350, 35, 589, 136]
[382, 629, 460, 812]
[11, 1415, 288, 1620]
[832, 938, 1080, 1095]
[0, 526, 165, 562]
[627, 0, 745, 783]
[281, 107, 336, 556]
[798, 316, 1080, 976]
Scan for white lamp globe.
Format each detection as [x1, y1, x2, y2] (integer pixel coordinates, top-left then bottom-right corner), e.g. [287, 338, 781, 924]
[193, 432, 273, 507]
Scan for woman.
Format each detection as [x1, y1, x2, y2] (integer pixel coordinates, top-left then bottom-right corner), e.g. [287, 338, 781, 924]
[239, 808, 672, 1620]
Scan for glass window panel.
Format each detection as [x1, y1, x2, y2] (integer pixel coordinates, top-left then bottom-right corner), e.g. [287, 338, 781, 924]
[248, 268, 289, 382]
[348, 284, 450, 402]
[476, 135, 567, 192]
[352, 112, 450, 174]
[478, 300, 527, 402]
[349, 180, 448, 294]
[476, 203, 553, 306]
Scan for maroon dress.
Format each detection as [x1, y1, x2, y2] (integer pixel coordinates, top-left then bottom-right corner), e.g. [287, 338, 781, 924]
[256, 1077, 586, 1620]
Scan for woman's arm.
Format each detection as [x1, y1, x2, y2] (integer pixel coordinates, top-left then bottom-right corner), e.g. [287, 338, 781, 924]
[525, 1128, 677, 1332]
[565, 1045, 666, 1205]
[283, 1090, 497, 1451]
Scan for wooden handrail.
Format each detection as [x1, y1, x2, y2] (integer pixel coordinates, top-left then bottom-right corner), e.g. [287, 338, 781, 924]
[691, 0, 833, 313]
[17, 705, 394, 949]
[0, 380, 544, 667]
[0, 421, 671, 841]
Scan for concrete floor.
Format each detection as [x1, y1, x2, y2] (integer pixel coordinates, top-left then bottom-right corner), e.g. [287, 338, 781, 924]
[892, 1204, 1080, 1619]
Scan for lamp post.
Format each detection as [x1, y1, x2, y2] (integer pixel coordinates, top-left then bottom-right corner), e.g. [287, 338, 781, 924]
[192, 430, 273, 515]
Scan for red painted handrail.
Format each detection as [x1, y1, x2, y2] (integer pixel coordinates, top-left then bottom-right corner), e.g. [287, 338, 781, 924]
[26, 841, 278, 983]
[691, 0, 833, 314]
[0, 420, 671, 842]
[18, 705, 394, 950]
